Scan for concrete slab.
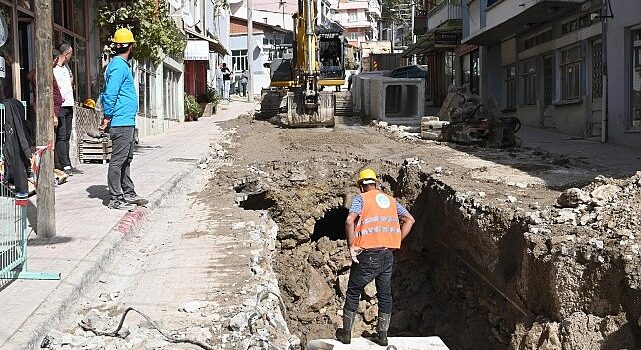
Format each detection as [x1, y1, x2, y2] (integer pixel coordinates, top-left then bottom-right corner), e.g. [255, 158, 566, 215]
[308, 337, 449, 350]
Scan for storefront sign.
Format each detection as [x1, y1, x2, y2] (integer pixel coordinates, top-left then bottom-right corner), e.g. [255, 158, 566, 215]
[0, 14, 7, 48]
[184, 40, 210, 61]
[434, 32, 461, 48]
[0, 56, 5, 78]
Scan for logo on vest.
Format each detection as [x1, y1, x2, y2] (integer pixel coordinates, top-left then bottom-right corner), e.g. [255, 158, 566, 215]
[375, 193, 391, 209]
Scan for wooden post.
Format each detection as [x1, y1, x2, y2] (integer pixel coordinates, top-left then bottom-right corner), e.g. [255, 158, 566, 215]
[34, 0, 56, 238]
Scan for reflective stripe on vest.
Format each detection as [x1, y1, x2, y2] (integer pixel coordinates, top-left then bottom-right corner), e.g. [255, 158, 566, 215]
[354, 190, 402, 249]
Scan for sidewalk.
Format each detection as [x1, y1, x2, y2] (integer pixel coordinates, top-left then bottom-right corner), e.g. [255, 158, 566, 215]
[518, 125, 641, 178]
[0, 101, 256, 349]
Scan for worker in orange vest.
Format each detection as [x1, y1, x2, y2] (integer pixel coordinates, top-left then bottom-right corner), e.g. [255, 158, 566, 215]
[336, 168, 415, 346]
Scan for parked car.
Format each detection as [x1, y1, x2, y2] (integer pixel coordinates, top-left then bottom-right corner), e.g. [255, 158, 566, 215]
[386, 65, 428, 79]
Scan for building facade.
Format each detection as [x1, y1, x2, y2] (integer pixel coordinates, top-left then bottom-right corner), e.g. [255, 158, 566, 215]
[455, 0, 641, 148]
[229, 16, 293, 96]
[329, 0, 381, 48]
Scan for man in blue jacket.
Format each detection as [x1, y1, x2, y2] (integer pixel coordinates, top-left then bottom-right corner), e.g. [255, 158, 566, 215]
[99, 28, 148, 209]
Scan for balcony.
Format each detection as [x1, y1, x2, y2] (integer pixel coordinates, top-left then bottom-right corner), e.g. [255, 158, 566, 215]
[345, 19, 376, 30]
[366, 0, 382, 18]
[465, 0, 585, 45]
[427, 0, 462, 30]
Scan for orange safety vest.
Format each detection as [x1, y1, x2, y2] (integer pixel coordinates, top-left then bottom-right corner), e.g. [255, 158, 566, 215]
[353, 190, 402, 249]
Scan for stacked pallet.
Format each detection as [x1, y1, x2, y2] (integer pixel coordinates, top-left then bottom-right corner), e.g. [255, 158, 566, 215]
[79, 139, 112, 164]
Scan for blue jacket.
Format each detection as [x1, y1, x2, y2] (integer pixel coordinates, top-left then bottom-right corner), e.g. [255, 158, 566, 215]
[101, 56, 138, 127]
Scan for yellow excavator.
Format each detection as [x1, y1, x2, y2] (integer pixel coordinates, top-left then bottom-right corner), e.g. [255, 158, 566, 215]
[261, 0, 346, 127]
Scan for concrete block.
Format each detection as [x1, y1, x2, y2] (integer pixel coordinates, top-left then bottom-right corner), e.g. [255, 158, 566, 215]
[369, 77, 425, 125]
[308, 337, 449, 349]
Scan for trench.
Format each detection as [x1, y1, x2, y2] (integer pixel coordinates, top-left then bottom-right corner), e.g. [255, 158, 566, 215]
[236, 164, 641, 349]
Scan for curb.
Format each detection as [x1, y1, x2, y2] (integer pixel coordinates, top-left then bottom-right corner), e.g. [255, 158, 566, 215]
[5, 147, 215, 349]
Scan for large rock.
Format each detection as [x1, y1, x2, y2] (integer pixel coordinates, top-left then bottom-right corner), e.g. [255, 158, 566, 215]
[338, 273, 350, 297]
[306, 268, 334, 311]
[363, 281, 377, 299]
[557, 188, 590, 208]
[591, 184, 621, 205]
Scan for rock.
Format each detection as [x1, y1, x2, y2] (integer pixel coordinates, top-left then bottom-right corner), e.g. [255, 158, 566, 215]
[337, 273, 350, 297]
[506, 195, 518, 203]
[478, 191, 486, 198]
[306, 268, 334, 311]
[229, 312, 250, 332]
[181, 301, 203, 313]
[391, 310, 412, 331]
[434, 167, 443, 174]
[363, 281, 377, 299]
[557, 188, 590, 208]
[289, 171, 308, 182]
[554, 210, 576, 225]
[515, 182, 528, 189]
[363, 304, 379, 324]
[80, 309, 110, 333]
[591, 184, 621, 204]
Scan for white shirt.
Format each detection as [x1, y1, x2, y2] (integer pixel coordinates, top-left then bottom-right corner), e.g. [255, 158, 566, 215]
[53, 64, 74, 107]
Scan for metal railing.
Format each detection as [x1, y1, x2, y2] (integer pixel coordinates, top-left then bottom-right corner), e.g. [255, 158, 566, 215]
[0, 103, 59, 281]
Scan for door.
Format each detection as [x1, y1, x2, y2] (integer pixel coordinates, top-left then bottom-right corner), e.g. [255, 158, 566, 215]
[542, 54, 554, 127]
[589, 39, 603, 138]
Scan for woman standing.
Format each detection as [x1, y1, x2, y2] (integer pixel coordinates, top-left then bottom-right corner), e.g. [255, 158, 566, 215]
[240, 70, 249, 97]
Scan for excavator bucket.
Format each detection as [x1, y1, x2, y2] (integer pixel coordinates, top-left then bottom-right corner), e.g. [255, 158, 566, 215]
[284, 91, 335, 127]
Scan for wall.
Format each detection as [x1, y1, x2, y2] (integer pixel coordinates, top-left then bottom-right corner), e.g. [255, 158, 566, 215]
[605, 0, 641, 148]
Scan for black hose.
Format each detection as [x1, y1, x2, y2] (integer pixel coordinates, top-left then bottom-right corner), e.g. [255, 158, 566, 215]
[79, 307, 216, 350]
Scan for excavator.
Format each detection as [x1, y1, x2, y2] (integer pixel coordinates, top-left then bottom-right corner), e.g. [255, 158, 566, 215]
[260, 0, 346, 127]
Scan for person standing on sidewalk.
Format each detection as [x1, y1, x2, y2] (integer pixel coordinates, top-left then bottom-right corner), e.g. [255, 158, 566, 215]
[221, 63, 231, 101]
[53, 43, 82, 176]
[99, 28, 148, 209]
[240, 70, 248, 97]
[335, 168, 415, 346]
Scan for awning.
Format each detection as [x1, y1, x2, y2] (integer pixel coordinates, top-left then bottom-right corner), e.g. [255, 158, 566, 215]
[402, 27, 462, 57]
[184, 40, 210, 61]
[185, 29, 229, 56]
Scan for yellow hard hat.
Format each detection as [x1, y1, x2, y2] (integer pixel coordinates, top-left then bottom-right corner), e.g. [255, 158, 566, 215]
[83, 98, 96, 109]
[357, 168, 377, 185]
[112, 28, 136, 44]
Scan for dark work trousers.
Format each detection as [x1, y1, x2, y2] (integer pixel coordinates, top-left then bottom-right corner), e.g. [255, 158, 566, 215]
[344, 249, 394, 314]
[108, 126, 136, 200]
[241, 83, 247, 97]
[55, 106, 73, 169]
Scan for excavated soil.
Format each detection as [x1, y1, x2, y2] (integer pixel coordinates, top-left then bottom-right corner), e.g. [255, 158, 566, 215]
[222, 114, 641, 349]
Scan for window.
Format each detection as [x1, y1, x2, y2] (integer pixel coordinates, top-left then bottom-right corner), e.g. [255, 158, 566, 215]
[348, 10, 357, 22]
[543, 55, 554, 107]
[232, 49, 248, 72]
[632, 29, 641, 127]
[164, 67, 179, 121]
[347, 31, 359, 40]
[561, 14, 598, 36]
[504, 65, 516, 109]
[523, 58, 537, 105]
[524, 30, 552, 50]
[560, 46, 582, 100]
[592, 40, 603, 99]
[137, 60, 155, 118]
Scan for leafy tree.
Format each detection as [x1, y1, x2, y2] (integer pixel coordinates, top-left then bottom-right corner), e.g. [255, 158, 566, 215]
[97, 0, 187, 63]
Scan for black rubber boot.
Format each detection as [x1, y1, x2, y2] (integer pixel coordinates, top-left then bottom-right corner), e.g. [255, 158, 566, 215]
[372, 312, 391, 346]
[335, 309, 356, 344]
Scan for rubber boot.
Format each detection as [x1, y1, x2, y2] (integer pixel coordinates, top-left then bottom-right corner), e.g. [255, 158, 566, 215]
[335, 309, 356, 344]
[372, 312, 391, 346]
